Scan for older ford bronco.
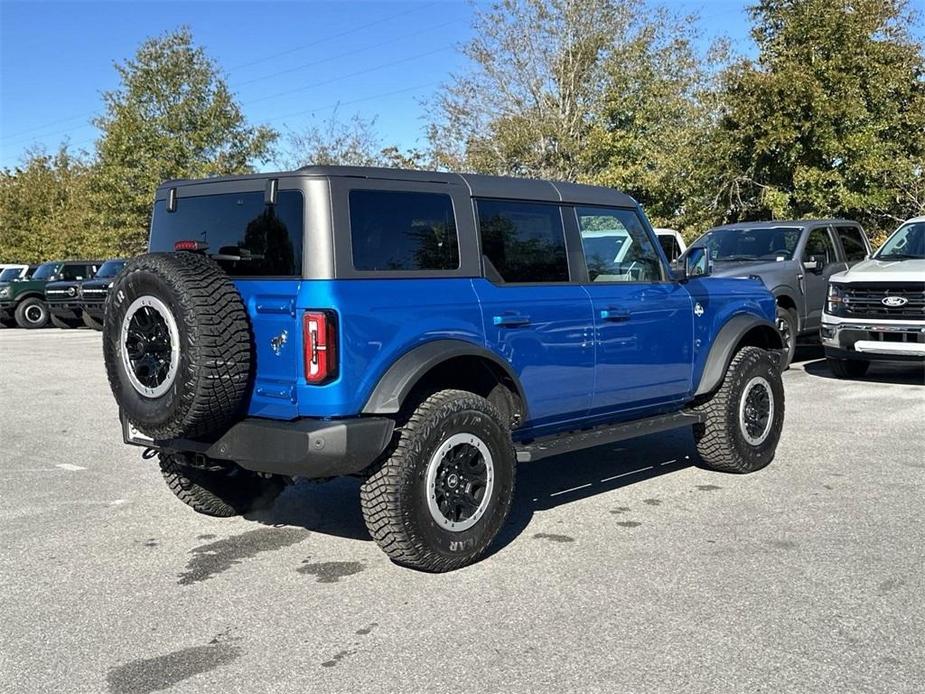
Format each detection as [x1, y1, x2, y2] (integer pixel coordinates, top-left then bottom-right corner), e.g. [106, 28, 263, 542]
[103, 166, 786, 572]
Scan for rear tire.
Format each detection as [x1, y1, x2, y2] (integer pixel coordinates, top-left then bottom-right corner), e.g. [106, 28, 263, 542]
[360, 389, 516, 572]
[827, 358, 869, 379]
[692, 346, 785, 473]
[82, 312, 103, 331]
[159, 453, 285, 517]
[15, 297, 49, 329]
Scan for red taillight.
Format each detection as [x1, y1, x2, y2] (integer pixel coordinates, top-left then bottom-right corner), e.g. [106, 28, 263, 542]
[174, 240, 208, 251]
[303, 311, 337, 384]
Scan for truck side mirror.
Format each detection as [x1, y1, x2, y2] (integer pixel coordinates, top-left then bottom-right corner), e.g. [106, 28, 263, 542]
[682, 246, 711, 281]
[803, 255, 823, 273]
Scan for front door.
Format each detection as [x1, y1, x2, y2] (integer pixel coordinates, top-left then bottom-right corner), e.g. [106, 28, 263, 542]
[472, 199, 594, 427]
[801, 226, 846, 330]
[572, 205, 694, 412]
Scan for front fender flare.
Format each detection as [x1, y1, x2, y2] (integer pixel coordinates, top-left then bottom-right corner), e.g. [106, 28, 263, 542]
[361, 339, 527, 416]
[694, 314, 783, 396]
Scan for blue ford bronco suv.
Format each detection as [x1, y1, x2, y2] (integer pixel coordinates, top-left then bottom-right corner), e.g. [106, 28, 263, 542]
[103, 166, 785, 572]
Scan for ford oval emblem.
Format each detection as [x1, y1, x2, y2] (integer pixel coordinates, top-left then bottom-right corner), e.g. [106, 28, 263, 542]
[881, 296, 908, 307]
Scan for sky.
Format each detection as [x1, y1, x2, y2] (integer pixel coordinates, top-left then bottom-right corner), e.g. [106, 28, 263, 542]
[0, 0, 816, 170]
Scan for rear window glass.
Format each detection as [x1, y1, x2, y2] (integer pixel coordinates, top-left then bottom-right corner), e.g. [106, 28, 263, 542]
[349, 190, 460, 272]
[149, 190, 303, 277]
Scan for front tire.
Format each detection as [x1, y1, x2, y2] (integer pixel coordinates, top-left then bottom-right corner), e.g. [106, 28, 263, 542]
[14, 297, 49, 329]
[50, 314, 79, 329]
[360, 389, 516, 572]
[692, 346, 785, 473]
[827, 357, 869, 379]
[82, 312, 103, 331]
[159, 453, 285, 517]
[776, 306, 797, 369]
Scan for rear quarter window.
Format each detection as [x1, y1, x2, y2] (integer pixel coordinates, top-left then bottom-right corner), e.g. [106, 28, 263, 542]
[149, 190, 303, 277]
[349, 190, 460, 272]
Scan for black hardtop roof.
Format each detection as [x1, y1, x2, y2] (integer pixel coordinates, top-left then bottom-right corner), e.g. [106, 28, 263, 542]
[710, 219, 861, 231]
[158, 166, 638, 207]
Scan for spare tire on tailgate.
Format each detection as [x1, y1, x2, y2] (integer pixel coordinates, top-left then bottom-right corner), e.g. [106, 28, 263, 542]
[103, 252, 252, 440]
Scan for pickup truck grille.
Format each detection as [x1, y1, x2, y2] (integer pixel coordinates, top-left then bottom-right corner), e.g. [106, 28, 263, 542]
[843, 283, 925, 319]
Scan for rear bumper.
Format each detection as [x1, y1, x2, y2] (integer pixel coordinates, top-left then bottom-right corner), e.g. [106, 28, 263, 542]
[125, 415, 395, 479]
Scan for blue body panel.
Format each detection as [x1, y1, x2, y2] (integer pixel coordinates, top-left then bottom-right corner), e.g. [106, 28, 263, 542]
[235, 275, 776, 436]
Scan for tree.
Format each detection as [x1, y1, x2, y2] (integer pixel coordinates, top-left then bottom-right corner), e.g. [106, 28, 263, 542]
[0, 146, 101, 263]
[283, 111, 428, 170]
[698, 0, 925, 236]
[427, 0, 708, 216]
[92, 27, 277, 254]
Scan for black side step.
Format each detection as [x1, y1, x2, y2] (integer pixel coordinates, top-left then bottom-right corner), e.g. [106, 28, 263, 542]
[515, 411, 704, 463]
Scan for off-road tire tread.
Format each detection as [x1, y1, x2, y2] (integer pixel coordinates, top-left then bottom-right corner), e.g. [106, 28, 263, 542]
[14, 297, 48, 329]
[692, 346, 784, 474]
[159, 453, 283, 517]
[360, 389, 516, 573]
[104, 252, 252, 439]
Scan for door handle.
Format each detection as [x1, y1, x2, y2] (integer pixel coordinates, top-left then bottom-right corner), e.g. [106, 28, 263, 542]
[493, 313, 531, 327]
[600, 307, 630, 322]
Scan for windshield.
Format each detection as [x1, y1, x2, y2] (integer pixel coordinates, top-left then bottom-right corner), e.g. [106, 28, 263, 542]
[0, 267, 23, 281]
[876, 222, 925, 260]
[95, 260, 125, 278]
[31, 262, 60, 280]
[695, 227, 802, 261]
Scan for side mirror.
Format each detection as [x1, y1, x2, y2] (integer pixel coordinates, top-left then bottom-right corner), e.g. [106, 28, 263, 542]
[803, 255, 823, 273]
[682, 246, 711, 281]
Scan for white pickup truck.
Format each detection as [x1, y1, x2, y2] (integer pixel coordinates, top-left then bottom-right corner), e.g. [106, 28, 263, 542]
[821, 217, 925, 377]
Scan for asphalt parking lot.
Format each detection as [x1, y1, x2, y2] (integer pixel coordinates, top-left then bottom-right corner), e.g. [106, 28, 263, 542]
[1, 329, 923, 694]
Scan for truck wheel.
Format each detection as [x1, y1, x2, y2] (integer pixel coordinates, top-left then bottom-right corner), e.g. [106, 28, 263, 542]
[50, 314, 78, 329]
[827, 358, 869, 379]
[103, 252, 252, 440]
[692, 346, 784, 473]
[159, 453, 285, 517]
[776, 307, 797, 369]
[360, 389, 516, 572]
[15, 297, 49, 329]
[82, 312, 103, 331]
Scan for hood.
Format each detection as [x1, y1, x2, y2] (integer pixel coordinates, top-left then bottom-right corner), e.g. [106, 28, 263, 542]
[831, 258, 925, 284]
[709, 259, 790, 279]
[82, 278, 113, 290]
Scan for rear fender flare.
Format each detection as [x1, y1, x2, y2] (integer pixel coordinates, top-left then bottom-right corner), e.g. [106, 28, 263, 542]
[695, 314, 783, 396]
[361, 339, 527, 417]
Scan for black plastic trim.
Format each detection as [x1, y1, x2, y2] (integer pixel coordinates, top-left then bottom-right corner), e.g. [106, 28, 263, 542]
[138, 416, 395, 479]
[695, 314, 783, 396]
[361, 339, 527, 416]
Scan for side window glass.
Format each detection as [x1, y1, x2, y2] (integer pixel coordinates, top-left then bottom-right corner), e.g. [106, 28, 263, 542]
[61, 266, 83, 281]
[577, 207, 662, 282]
[349, 190, 459, 272]
[836, 226, 868, 262]
[476, 199, 569, 283]
[804, 228, 837, 265]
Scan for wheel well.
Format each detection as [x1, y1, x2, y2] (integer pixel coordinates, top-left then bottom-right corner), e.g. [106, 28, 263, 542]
[14, 292, 44, 305]
[735, 324, 783, 352]
[404, 355, 525, 428]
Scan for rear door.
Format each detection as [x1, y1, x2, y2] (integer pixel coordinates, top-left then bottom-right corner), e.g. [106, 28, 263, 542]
[472, 199, 594, 427]
[573, 206, 694, 412]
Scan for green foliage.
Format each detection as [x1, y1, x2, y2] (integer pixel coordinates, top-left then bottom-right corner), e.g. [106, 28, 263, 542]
[691, 0, 925, 237]
[0, 146, 102, 263]
[92, 27, 277, 255]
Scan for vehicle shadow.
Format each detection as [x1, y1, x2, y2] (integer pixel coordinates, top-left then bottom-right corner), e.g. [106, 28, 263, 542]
[248, 426, 700, 556]
[803, 358, 925, 385]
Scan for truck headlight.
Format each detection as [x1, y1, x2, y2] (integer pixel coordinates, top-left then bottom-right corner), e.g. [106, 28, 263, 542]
[825, 284, 846, 315]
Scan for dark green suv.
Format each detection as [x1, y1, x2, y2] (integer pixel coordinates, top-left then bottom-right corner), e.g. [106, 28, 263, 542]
[0, 260, 100, 329]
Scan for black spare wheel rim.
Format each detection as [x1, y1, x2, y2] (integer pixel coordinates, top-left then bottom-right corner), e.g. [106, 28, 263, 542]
[739, 376, 774, 446]
[426, 433, 495, 532]
[103, 252, 252, 441]
[121, 295, 180, 398]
